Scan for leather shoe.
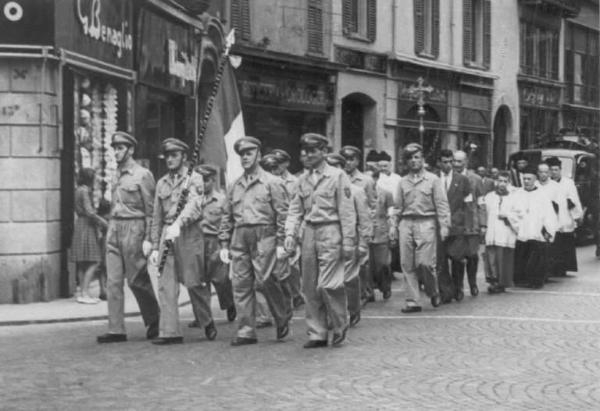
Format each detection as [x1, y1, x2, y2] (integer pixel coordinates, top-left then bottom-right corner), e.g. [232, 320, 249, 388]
[97, 333, 127, 344]
[470, 285, 479, 297]
[332, 326, 348, 346]
[188, 320, 200, 328]
[382, 290, 392, 300]
[276, 322, 289, 340]
[430, 294, 441, 307]
[256, 320, 273, 329]
[151, 336, 183, 345]
[349, 312, 361, 328]
[366, 294, 375, 303]
[226, 306, 237, 322]
[146, 320, 159, 340]
[303, 340, 328, 349]
[231, 337, 258, 346]
[455, 289, 464, 302]
[401, 306, 422, 314]
[204, 321, 217, 341]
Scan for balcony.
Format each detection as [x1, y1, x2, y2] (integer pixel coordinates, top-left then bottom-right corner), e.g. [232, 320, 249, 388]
[520, 0, 580, 18]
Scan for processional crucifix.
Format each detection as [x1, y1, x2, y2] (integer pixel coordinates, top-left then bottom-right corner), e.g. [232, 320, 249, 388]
[407, 77, 434, 148]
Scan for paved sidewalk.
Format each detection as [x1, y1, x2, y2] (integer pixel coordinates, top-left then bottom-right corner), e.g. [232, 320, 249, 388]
[0, 266, 192, 326]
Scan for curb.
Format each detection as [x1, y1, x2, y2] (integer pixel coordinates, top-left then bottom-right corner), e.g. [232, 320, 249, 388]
[0, 301, 191, 327]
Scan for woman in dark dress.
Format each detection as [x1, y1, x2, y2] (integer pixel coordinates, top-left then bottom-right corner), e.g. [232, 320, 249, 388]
[71, 168, 107, 304]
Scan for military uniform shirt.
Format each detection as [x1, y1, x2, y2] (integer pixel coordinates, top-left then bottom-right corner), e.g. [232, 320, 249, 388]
[285, 162, 357, 248]
[218, 167, 288, 246]
[150, 168, 203, 250]
[110, 158, 155, 241]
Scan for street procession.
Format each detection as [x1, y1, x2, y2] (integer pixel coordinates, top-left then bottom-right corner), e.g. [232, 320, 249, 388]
[1, 0, 600, 409]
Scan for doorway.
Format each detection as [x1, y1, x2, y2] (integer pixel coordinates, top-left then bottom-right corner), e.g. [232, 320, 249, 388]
[341, 93, 376, 158]
[493, 105, 511, 168]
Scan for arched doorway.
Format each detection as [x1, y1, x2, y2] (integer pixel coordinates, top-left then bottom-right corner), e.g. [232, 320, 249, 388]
[341, 93, 376, 157]
[493, 105, 512, 168]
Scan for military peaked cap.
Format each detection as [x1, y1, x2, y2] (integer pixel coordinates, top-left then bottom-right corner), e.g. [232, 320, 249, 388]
[234, 136, 261, 154]
[260, 153, 279, 169]
[111, 131, 137, 147]
[403, 143, 423, 159]
[300, 133, 329, 149]
[271, 149, 291, 163]
[161, 138, 189, 153]
[326, 153, 346, 167]
[340, 145, 362, 159]
[196, 164, 218, 177]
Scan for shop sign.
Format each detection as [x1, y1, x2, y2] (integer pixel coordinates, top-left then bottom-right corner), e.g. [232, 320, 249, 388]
[239, 75, 334, 113]
[0, 0, 54, 45]
[54, 0, 133, 68]
[397, 80, 448, 103]
[334, 47, 387, 73]
[520, 85, 561, 107]
[75, 0, 133, 59]
[137, 9, 199, 95]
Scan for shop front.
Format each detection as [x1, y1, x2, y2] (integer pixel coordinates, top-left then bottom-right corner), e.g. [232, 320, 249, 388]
[135, 4, 202, 177]
[391, 62, 494, 170]
[0, 0, 134, 302]
[518, 80, 562, 148]
[234, 50, 337, 173]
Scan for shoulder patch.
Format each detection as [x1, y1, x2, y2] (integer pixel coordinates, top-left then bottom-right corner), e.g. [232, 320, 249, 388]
[344, 187, 352, 199]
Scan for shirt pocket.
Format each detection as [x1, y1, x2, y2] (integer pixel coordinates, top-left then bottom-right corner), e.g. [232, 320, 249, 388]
[119, 184, 141, 206]
[315, 190, 336, 211]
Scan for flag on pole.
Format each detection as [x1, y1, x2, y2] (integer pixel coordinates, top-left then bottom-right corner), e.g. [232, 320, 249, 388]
[200, 62, 245, 185]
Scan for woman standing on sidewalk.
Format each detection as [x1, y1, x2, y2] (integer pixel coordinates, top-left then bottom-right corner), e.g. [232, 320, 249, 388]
[72, 168, 107, 304]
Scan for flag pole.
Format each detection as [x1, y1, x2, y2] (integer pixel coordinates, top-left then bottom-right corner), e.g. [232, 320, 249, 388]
[157, 29, 236, 275]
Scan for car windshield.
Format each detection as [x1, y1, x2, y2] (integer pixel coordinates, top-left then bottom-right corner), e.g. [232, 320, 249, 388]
[542, 156, 573, 178]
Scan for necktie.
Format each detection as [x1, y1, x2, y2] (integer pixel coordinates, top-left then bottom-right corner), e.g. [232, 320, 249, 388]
[445, 175, 449, 192]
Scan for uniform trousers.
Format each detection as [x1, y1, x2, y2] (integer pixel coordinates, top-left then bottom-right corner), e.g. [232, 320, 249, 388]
[302, 222, 348, 340]
[203, 235, 234, 310]
[106, 219, 159, 334]
[344, 250, 362, 316]
[158, 225, 212, 338]
[399, 217, 439, 304]
[369, 243, 391, 294]
[230, 224, 292, 339]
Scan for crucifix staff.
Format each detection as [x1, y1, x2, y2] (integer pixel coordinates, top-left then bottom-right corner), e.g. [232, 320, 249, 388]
[407, 77, 434, 148]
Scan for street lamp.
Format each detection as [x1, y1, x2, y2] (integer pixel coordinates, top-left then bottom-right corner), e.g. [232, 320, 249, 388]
[408, 77, 433, 148]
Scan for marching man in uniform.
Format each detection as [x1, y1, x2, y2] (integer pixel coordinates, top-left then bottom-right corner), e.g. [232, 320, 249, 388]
[326, 153, 372, 328]
[391, 143, 450, 313]
[150, 138, 216, 345]
[97, 131, 160, 344]
[219, 137, 292, 346]
[285, 133, 357, 348]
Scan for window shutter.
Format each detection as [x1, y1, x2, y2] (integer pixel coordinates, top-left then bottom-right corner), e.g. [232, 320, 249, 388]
[307, 0, 323, 54]
[483, 0, 491, 68]
[551, 32, 559, 80]
[366, 0, 376, 42]
[414, 0, 424, 54]
[463, 0, 473, 64]
[342, 0, 355, 35]
[432, 0, 440, 57]
[231, 0, 250, 41]
[565, 49, 573, 102]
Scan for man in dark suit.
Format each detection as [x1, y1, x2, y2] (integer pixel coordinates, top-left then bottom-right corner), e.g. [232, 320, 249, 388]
[437, 149, 472, 302]
[477, 166, 496, 195]
[510, 153, 528, 188]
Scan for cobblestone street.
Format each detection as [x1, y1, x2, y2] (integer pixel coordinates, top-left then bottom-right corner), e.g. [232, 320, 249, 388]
[2, 246, 600, 410]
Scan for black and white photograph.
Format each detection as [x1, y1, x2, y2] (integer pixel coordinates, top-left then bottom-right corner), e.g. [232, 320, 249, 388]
[1, 0, 599, 409]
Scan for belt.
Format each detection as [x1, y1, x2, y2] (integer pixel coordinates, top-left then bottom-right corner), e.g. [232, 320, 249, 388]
[400, 215, 436, 220]
[306, 220, 340, 226]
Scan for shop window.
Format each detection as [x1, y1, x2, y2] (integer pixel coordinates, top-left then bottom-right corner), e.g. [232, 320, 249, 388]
[73, 73, 129, 208]
[463, 0, 490, 69]
[307, 0, 323, 54]
[414, 0, 439, 58]
[342, 0, 376, 42]
[230, 0, 251, 41]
